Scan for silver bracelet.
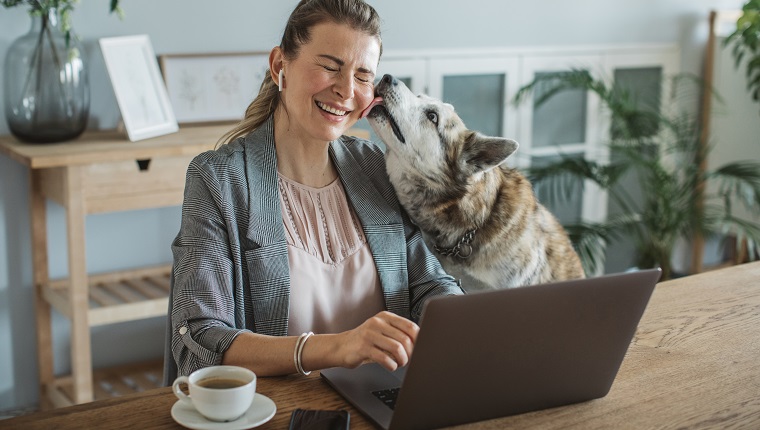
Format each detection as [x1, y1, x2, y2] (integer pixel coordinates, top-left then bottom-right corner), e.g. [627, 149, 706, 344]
[294, 331, 314, 376]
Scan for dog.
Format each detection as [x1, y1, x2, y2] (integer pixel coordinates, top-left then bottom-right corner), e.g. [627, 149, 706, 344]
[362, 74, 585, 290]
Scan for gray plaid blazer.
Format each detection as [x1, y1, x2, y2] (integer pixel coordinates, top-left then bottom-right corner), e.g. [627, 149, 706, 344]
[163, 117, 463, 383]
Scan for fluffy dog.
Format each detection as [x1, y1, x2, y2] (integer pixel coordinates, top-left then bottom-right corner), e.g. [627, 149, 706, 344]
[362, 74, 585, 290]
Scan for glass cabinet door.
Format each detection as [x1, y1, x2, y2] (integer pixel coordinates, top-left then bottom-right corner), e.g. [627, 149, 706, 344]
[518, 55, 605, 229]
[519, 52, 677, 274]
[601, 51, 678, 273]
[427, 57, 520, 166]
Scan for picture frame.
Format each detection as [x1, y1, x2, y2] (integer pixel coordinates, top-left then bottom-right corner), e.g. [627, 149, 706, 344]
[99, 35, 179, 141]
[158, 52, 270, 124]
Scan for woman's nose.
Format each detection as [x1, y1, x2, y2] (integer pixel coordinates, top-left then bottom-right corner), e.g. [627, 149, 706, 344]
[334, 74, 354, 100]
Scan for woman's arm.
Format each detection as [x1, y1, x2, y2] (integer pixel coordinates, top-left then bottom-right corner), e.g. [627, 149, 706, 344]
[170, 151, 250, 377]
[223, 310, 420, 375]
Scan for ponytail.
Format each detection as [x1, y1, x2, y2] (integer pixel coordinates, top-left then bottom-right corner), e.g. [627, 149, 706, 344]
[217, 72, 280, 147]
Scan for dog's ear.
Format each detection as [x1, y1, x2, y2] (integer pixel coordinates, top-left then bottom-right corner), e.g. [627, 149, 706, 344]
[462, 132, 518, 174]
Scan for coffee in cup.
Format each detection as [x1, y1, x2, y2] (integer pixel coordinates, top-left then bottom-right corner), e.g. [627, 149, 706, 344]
[172, 365, 256, 422]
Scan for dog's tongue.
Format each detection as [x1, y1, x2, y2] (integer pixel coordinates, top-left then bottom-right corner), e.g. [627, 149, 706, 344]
[360, 96, 384, 119]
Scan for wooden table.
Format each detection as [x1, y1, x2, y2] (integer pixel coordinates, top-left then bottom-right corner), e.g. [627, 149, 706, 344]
[3, 261, 759, 429]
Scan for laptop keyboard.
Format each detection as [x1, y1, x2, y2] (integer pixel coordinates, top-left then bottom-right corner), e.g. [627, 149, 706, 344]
[372, 387, 400, 410]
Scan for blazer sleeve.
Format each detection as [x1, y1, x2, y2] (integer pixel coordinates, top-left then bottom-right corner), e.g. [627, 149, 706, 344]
[402, 208, 465, 321]
[169, 153, 250, 376]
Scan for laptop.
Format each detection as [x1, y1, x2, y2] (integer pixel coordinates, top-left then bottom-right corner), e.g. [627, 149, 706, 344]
[321, 268, 662, 430]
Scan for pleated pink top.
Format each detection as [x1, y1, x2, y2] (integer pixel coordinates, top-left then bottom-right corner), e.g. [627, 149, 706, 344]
[278, 174, 384, 336]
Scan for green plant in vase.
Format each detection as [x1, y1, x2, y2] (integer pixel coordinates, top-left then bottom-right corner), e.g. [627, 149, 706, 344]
[725, 0, 760, 113]
[513, 70, 760, 279]
[2, 0, 122, 143]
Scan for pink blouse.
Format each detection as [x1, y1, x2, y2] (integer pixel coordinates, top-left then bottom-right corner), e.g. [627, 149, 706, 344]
[278, 174, 384, 336]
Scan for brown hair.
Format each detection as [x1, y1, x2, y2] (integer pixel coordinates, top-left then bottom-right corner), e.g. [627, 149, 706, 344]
[218, 0, 382, 146]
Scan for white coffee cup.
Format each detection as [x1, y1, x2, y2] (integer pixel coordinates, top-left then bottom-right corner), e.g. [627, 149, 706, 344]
[172, 365, 256, 422]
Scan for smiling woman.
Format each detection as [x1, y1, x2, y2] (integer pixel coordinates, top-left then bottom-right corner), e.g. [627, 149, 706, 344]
[164, 0, 464, 386]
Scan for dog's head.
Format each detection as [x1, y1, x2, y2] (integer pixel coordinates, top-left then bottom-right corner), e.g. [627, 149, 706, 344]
[364, 74, 518, 184]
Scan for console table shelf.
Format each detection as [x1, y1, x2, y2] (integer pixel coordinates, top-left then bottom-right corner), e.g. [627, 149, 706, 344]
[50, 359, 164, 406]
[43, 265, 172, 327]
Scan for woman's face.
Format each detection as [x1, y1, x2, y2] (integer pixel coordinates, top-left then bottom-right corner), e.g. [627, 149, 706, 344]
[276, 21, 381, 143]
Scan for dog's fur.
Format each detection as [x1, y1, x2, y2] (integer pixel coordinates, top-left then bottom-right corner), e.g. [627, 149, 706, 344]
[366, 74, 585, 290]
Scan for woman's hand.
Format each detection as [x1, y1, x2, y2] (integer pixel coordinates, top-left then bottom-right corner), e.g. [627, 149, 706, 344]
[338, 311, 419, 371]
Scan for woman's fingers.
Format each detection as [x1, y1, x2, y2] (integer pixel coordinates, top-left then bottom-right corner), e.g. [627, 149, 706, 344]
[384, 311, 420, 345]
[360, 311, 419, 370]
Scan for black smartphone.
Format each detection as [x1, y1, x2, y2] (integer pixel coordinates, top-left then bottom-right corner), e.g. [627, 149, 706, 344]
[288, 408, 350, 430]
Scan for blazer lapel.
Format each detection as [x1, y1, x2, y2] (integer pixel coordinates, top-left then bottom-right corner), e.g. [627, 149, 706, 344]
[330, 140, 411, 318]
[244, 117, 286, 247]
[243, 118, 291, 336]
[329, 140, 400, 226]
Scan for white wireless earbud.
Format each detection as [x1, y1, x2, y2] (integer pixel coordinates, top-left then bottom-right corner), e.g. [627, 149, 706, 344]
[278, 69, 284, 92]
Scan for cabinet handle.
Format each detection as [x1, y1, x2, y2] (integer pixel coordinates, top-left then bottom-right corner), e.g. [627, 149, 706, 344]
[136, 159, 151, 171]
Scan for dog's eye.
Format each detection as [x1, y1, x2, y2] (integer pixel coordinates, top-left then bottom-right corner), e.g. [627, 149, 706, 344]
[426, 111, 438, 125]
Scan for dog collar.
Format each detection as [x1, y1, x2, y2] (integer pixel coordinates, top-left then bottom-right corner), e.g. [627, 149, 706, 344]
[434, 228, 477, 260]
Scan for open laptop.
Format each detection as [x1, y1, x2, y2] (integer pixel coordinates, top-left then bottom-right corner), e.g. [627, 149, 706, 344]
[321, 268, 662, 430]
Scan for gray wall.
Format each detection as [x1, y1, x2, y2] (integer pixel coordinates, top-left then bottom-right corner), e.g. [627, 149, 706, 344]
[0, 0, 749, 411]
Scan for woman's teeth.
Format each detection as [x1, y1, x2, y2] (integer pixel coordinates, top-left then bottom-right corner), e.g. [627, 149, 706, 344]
[317, 101, 348, 116]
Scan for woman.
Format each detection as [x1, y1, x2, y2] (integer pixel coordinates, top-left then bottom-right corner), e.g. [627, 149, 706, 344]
[164, 0, 462, 383]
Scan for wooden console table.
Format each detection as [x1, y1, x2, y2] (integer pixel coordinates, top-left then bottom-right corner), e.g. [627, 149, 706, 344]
[0, 125, 228, 408]
[0, 125, 371, 409]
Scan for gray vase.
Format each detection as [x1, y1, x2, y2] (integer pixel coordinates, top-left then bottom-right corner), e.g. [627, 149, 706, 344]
[4, 9, 90, 143]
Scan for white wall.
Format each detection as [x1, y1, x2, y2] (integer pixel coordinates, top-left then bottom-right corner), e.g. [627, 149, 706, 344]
[0, 0, 749, 411]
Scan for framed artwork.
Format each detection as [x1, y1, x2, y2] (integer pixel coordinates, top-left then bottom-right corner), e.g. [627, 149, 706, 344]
[158, 52, 270, 124]
[99, 35, 178, 141]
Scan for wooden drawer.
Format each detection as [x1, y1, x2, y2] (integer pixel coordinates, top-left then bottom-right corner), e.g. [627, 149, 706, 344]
[81, 155, 193, 213]
[37, 154, 194, 213]
[81, 156, 193, 213]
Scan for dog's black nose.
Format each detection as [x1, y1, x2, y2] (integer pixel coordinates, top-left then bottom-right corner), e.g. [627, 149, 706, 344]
[380, 74, 398, 87]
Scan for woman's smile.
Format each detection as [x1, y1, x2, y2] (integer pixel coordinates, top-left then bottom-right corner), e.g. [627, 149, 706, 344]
[315, 100, 350, 117]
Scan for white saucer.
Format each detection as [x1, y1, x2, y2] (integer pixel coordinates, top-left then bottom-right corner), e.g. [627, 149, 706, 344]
[171, 393, 277, 430]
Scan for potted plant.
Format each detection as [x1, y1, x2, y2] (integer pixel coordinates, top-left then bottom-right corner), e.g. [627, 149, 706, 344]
[1, 0, 122, 143]
[513, 70, 760, 279]
[725, 0, 760, 113]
